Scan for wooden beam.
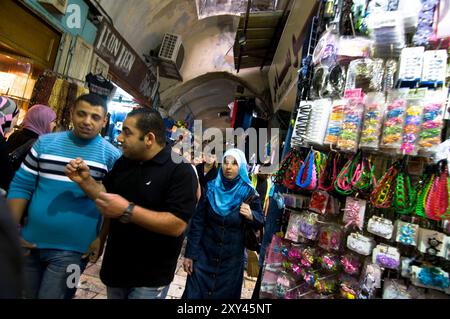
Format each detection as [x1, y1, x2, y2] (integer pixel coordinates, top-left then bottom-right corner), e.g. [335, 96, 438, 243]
[260, 0, 292, 69]
[237, 0, 252, 73]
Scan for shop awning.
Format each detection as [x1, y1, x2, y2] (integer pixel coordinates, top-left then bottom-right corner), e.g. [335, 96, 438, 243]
[233, 4, 291, 72]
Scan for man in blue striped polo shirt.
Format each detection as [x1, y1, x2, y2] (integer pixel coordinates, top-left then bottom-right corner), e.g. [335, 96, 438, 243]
[7, 94, 121, 299]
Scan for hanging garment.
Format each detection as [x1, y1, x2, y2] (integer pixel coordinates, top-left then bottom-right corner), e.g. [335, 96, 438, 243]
[85, 73, 114, 101]
[30, 74, 57, 106]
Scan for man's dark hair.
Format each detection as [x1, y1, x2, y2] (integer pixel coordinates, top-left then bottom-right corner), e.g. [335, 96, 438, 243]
[74, 94, 108, 114]
[127, 108, 166, 145]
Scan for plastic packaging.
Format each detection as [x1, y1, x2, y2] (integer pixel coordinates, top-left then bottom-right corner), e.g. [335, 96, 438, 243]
[337, 91, 365, 153]
[367, 10, 406, 58]
[381, 89, 409, 150]
[285, 213, 303, 243]
[345, 58, 385, 93]
[305, 99, 332, 145]
[317, 224, 343, 252]
[401, 89, 425, 155]
[418, 90, 447, 155]
[324, 99, 346, 145]
[360, 92, 386, 150]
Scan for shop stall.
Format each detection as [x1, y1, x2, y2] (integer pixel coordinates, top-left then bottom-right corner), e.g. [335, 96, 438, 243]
[260, 0, 450, 299]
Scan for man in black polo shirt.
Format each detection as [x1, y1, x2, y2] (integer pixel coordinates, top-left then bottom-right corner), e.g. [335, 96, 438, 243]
[65, 108, 197, 299]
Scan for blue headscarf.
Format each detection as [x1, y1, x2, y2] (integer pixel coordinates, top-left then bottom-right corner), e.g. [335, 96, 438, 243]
[206, 149, 255, 216]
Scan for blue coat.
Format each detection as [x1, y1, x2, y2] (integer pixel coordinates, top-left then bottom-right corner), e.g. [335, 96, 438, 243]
[183, 193, 263, 299]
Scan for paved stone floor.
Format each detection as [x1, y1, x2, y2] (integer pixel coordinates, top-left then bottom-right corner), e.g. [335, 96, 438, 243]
[74, 254, 258, 299]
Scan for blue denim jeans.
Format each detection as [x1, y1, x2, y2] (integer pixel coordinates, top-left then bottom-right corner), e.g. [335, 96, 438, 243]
[23, 249, 87, 299]
[107, 286, 170, 299]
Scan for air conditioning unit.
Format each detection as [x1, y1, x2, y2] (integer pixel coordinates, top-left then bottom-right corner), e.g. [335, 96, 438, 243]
[157, 33, 184, 81]
[38, 0, 68, 15]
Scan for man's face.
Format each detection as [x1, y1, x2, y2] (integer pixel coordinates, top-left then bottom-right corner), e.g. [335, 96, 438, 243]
[71, 101, 107, 139]
[117, 116, 148, 160]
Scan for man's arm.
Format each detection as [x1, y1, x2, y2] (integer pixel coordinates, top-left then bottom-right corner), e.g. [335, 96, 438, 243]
[95, 192, 187, 237]
[130, 206, 187, 237]
[7, 141, 42, 225]
[65, 158, 105, 200]
[78, 177, 106, 201]
[7, 199, 28, 225]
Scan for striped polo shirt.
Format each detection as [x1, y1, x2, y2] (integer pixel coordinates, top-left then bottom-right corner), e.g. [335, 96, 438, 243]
[8, 131, 121, 253]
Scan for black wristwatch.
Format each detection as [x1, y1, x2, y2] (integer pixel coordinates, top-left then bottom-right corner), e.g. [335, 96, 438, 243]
[120, 202, 135, 224]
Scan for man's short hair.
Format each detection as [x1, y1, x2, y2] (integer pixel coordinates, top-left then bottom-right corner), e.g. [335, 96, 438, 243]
[74, 94, 107, 114]
[127, 108, 166, 145]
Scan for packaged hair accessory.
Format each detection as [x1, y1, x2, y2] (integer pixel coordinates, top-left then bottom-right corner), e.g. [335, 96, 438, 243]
[411, 266, 450, 292]
[345, 58, 384, 93]
[395, 220, 419, 247]
[298, 212, 321, 241]
[360, 92, 386, 150]
[367, 216, 394, 239]
[309, 191, 330, 215]
[317, 224, 343, 252]
[401, 89, 426, 155]
[358, 262, 382, 300]
[337, 90, 365, 153]
[381, 89, 409, 150]
[418, 90, 447, 155]
[372, 245, 400, 270]
[285, 213, 303, 243]
[343, 197, 366, 230]
[340, 253, 362, 276]
[291, 101, 313, 148]
[305, 99, 332, 145]
[324, 100, 346, 145]
[382, 279, 424, 299]
[420, 50, 448, 87]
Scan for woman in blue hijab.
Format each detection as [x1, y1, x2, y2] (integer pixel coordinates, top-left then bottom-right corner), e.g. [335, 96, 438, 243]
[182, 148, 263, 299]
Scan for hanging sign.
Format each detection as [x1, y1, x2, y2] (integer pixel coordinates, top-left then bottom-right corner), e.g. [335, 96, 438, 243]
[94, 21, 157, 104]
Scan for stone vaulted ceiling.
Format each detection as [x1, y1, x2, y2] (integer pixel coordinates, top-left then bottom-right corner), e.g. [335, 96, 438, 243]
[97, 0, 274, 128]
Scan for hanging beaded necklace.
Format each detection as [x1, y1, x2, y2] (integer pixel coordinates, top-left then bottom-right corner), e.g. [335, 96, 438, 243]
[394, 161, 416, 215]
[425, 161, 449, 221]
[370, 162, 399, 209]
[335, 152, 360, 196]
[319, 151, 341, 192]
[415, 173, 435, 218]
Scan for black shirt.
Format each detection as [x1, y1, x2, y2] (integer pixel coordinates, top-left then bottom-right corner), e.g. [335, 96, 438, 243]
[195, 163, 218, 193]
[256, 176, 268, 207]
[100, 146, 198, 287]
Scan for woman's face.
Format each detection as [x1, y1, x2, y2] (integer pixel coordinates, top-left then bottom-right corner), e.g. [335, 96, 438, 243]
[49, 120, 57, 133]
[222, 155, 239, 180]
[205, 153, 216, 165]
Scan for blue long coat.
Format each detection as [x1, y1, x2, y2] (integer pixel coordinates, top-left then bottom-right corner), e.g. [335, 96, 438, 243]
[183, 193, 263, 299]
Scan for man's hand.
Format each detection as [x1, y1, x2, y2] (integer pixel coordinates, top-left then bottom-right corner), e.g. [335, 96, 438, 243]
[95, 192, 129, 219]
[82, 237, 105, 263]
[183, 257, 193, 275]
[240, 203, 253, 221]
[65, 158, 91, 184]
[20, 237, 37, 256]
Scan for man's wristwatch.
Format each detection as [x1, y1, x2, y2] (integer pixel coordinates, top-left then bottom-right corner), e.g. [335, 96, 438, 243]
[120, 202, 135, 224]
